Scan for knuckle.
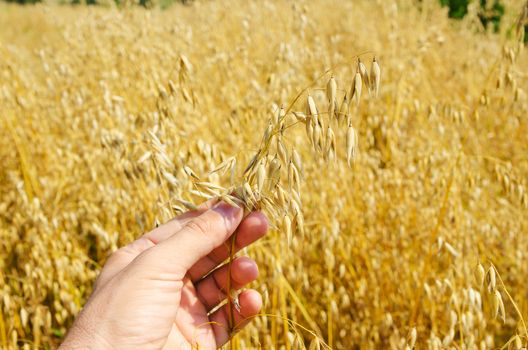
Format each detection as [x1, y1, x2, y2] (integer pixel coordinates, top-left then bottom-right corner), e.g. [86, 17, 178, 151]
[107, 247, 127, 263]
[186, 215, 212, 236]
[130, 237, 156, 252]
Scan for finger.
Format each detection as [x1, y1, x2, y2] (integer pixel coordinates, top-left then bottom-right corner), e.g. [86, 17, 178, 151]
[195, 256, 258, 311]
[210, 289, 262, 346]
[188, 212, 268, 282]
[138, 202, 243, 277]
[94, 212, 199, 290]
[95, 200, 217, 290]
[142, 198, 218, 244]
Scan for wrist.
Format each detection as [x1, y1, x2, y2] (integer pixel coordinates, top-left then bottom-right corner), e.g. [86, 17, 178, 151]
[60, 315, 112, 350]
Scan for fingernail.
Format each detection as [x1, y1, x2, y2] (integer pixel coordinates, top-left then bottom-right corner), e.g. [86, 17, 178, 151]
[238, 257, 257, 270]
[213, 202, 241, 222]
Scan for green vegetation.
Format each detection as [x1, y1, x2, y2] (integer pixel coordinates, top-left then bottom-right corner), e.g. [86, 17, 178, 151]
[439, 0, 470, 19]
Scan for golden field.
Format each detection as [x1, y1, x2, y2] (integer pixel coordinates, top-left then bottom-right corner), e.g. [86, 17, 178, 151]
[1, 0, 527, 348]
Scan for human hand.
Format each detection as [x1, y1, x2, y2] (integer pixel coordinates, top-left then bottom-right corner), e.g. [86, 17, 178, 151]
[60, 201, 268, 349]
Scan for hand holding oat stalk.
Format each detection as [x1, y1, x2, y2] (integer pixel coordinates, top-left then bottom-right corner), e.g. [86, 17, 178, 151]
[174, 56, 381, 343]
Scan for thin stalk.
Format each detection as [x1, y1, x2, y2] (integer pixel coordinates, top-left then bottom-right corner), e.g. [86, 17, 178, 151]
[491, 262, 528, 337]
[227, 231, 238, 346]
[227, 211, 252, 348]
[327, 263, 333, 348]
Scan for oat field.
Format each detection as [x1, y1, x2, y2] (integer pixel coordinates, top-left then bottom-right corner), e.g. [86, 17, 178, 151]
[1, 0, 528, 349]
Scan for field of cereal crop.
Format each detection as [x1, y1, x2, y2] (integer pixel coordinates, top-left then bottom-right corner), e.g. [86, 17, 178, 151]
[1, 0, 528, 348]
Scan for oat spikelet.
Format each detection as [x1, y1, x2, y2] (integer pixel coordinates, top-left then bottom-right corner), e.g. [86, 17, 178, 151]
[327, 76, 337, 102]
[277, 137, 288, 165]
[295, 208, 305, 236]
[492, 290, 504, 321]
[346, 125, 358, 166]
[442, 329, 455, 347]
[210, 156, 236, 175]
[511, 335, 522, 349]
[138, 151, 152, 164]
[474, 263, 485, 287]
[275, 185, 287, 208]
[407, 327, 417, 349]
[371, 56, 381, 97]
[313, 123, 322, 151]
[274, 105, 286, 125]
[325, 126, 336, 158]
[175, 198, 198, 211]
[307, 94, 318, 118]
[292, 111, 307, 123]
[196, 181, 224, 192]
[262, 122, 273, 144]
[288, 160, 301, 194]
[487, 266, 496, 292]
[257, 162, 266, 193]
[190, 189, 214, 199]
[308, 337, 321, 350]
[179, 54, 193, 74]
[220, 195, 244, 208]
[358, 59, 370, 90]
[243, 182, 257, 208]
[292, 149, 303, 177]
[268, 157, 281, 188]
[327, 76, 337, 118]
[20, 308, 28, 328]
[498, 294, 506, 323]
[163, 171, 179, 187]
[352, 71, 362, 106]
[183, 165, 199, 180]
[449, 311, 457, 329]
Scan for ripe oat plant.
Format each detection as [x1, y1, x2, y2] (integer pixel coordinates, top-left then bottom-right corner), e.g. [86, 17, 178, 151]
[0, 0, 528, 349]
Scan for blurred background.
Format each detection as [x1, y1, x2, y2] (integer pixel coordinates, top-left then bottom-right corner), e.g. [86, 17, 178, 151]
[0, 0, 527, 349]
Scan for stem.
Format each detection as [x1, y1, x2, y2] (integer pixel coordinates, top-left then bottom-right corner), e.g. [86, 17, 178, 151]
[227, 211, 251, 347]
[499, 336, 516, 350]
[491, 263, 528, 337]
[327, 263, 333, 348]
[227, 231, 238, 336]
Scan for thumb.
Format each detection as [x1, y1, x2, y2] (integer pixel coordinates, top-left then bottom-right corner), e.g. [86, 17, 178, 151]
[133, 202, 244, 277]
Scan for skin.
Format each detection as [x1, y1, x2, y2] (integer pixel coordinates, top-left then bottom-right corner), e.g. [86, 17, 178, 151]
[60, 201, 268, 349]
